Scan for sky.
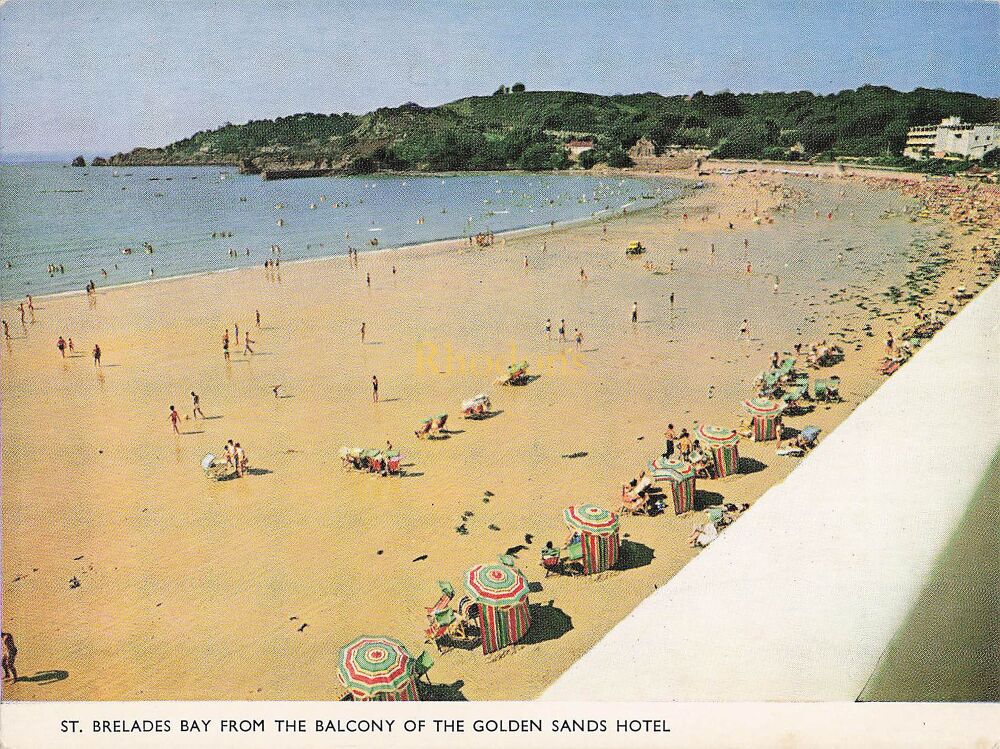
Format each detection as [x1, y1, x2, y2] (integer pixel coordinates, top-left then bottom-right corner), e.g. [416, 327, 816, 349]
[0, 0, 998, 157]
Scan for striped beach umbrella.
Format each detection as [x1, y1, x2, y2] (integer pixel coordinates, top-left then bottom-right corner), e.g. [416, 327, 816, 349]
[563, 504, 620, 574]
[742, 397, 784, 441]
[464, 564, 531, 654]
[696, 424, 741, 478]
[338, 635, 419, 701]
[649, 457, 697, 514]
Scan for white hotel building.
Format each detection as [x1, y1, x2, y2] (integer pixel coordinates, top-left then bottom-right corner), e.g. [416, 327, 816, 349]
[904, 116, 998, 161]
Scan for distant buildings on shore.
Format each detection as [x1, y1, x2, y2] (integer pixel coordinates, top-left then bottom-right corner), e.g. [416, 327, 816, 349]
[904, 117, 998, 161]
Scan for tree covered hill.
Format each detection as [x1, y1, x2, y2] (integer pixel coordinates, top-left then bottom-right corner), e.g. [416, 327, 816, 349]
[104, 85, 999, 174]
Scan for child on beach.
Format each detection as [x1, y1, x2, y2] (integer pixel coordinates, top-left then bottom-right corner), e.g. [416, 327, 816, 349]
[93, 343, 101, 366]
[631, 301, 638, 323]
[57, 336, 66, 357]
[224, 440, 235, 469]
[243, 334, 254, 356]
[169, 405, 180, 434]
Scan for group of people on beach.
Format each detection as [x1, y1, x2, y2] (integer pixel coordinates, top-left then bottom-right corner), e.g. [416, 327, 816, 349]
[222, 317, 258, 360]
[544, 318, 583, 349]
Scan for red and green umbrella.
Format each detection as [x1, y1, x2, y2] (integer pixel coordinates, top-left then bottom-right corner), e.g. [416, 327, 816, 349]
[563, 503, 619, 535]
[465, 564, 531, 654]
[563, 504, 620, 574]
[649, 457, 697, 514]
[696, 424, 741, 477]
[338, 635, 419, 701]
[742, 397, 784, 441]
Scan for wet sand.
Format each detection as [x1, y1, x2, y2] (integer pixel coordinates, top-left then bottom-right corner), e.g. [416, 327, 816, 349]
[1, 172, 992, 700]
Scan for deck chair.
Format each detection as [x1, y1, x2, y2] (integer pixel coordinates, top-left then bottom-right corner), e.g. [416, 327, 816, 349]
[540, 548, 562, 577]
[498, 554, 516, 567]
[619, 493, 648, 516]
[413, 650, 434, 684]
[425, 581, 455, 620]
[424, 608, 458, 653]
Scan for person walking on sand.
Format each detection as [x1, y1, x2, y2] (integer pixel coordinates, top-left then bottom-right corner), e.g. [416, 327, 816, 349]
[255, 309, 261, 328]
[574, 328, 582, 351]
[366, 273, 371, 287]
[545, 318, 551, 340]
[372, 374, 379, 403]
[558, 319, 566, 342]
[243, 333, 254, 356]
[191, 391, 204, 419]
[886, 331, 895, 357]
[740, 319, 750, 340]
[361, 322, 366, 343]
[224, 439, 235, 470]
[234, 323, 239, 347]
[223, 330, 230, 361]
[169, 405, 181, 434]
[523, 255, 529, 269]
[57, 336, 66, 357]
[670, 292, 675, 308]
[93, 343, 102, 366]
[631, 301, 638, 324]
[2, 320, 9, 340]
[19, 303, 25, 324]
[68, 337, 74, 353]
[2, 631, 17, 682]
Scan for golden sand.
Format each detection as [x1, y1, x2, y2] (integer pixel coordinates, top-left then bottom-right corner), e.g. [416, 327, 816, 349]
[0, 172, 987, 700]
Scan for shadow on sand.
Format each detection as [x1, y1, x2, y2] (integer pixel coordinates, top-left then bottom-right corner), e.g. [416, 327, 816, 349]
[16, 670, 68, 685]
[616, 540, 655, 570]
[738, 456, 768, 474]
[520, 601, 572, 645]
[695, 489, 725, 510]
[418, 679, 468, 701]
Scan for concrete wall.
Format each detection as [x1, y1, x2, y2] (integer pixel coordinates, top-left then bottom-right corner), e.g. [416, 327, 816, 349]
[542, 279, 1000, 702]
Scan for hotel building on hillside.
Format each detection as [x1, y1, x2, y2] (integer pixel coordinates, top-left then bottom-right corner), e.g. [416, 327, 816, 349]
[904, 116, 999, 161]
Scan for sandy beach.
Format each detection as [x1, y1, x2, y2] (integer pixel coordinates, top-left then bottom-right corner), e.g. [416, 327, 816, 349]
[1, 171, 994, 700]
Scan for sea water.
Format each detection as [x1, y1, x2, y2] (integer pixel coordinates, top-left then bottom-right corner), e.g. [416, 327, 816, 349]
[0, 164, 674, 299]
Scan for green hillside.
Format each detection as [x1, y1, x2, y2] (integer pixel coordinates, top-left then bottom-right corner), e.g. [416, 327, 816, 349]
[104, 85, 1000, 174]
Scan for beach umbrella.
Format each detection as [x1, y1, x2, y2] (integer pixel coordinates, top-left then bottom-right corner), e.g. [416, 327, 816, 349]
[563, 504, 620, 574]
[649, 457, 697, 514]
[742, 397, 784, 442]
[338, 635, 419, 701]
[464, 563, 532, 654]
[696, 424, 741, 478]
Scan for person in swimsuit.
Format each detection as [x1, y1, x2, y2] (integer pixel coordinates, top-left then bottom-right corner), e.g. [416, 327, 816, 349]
[372, 374, 379, 403]
[191, 391, 204, 419]
[2, 632, 17, 682]
[169, 405, 181, 434]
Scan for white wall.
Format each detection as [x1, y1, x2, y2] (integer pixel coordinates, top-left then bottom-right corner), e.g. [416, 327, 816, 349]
[541, 278, 1000, 701]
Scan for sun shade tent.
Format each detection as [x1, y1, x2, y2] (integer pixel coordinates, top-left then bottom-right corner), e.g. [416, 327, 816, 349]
[742, 397, 785, 441]
[563, 504, 621, 574]
[464, 563, 531, 654]
[650, 457, 697, 514]
[696, 425, 741, 477]
[338, 635, 420, 701]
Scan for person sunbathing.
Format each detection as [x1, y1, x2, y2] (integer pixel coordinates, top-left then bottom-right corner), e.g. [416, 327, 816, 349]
[687, 521, 719, 548]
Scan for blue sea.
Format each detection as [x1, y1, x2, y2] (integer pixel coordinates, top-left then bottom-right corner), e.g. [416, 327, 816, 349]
[0, 165, 674, 299]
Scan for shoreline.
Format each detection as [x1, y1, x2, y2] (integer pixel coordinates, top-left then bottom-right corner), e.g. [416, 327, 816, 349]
[0, 171, 682, 305]
[1, 179, 685, 306]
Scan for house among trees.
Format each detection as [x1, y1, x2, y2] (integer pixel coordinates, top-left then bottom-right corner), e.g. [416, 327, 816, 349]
[565, 138, 594, 159]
